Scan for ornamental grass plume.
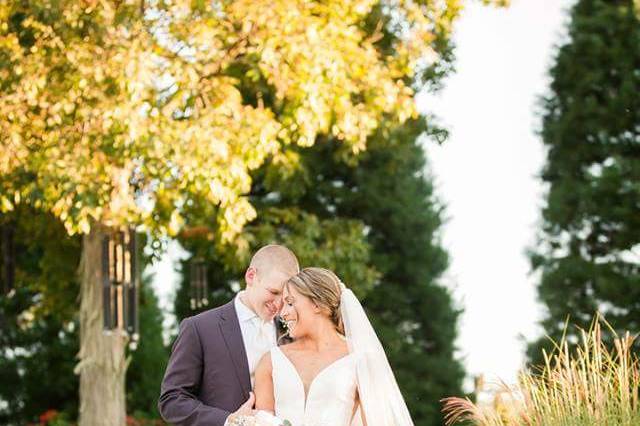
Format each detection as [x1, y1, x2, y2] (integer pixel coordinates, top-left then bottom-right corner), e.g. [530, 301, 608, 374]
[441, 315, 640, 426]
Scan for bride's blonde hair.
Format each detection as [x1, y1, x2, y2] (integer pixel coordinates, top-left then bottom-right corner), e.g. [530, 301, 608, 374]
[285, 267, 344, 335]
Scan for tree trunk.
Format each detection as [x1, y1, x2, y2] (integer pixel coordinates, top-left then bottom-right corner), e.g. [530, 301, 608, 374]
[75, 225, 128, 426]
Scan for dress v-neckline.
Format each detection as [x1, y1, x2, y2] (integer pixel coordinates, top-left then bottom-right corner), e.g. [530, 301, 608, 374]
[276, 346, 352, 409]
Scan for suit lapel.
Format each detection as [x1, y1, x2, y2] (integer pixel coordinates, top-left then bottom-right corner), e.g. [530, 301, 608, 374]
[219, 300, 251, 397]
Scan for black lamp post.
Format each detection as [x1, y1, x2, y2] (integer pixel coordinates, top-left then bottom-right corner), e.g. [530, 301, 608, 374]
[0, 222, 15, 296]
[101, 227, 139, 348]
[189, 258, 209, 310]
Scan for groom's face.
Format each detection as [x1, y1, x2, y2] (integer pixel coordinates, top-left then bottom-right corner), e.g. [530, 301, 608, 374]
[245, 267, 289, 321]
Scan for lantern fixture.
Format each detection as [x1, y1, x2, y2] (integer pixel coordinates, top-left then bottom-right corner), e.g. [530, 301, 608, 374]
[0, 222, 15, 296]
[102, 227, 139, 347]
[189, 258, 209, 310]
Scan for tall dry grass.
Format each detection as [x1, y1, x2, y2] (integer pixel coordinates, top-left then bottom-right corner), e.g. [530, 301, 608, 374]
[441, 316, 640, 426]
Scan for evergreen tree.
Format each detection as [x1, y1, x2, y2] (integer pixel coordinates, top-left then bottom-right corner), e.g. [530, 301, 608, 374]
[171, 2, 467, 424]
[0, 288, 79, 425]
[0, 210, 168, 422]
[0, 210, 80, 424]
[528, 0, 640, 364]
[355, 127, 463, 425]
[174, 119, 465, 426]
[174, 210, 379, 322]
[126, 274, 168, 418]
[291, 119, 464, 425]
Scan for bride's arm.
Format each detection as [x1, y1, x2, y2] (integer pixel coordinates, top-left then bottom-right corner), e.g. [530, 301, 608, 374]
[254, 352, 275, 413]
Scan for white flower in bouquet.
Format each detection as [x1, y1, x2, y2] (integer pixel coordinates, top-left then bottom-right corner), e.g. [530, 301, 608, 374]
[227, 410, 292, 426]
[256, 410, 291, 425]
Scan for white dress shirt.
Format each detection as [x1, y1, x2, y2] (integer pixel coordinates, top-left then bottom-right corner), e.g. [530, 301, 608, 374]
[234, 291, 277, 387]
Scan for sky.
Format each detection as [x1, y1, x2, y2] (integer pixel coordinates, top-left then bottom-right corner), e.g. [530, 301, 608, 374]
[150, 0, 577, 393]
[416, 0, 575, 389]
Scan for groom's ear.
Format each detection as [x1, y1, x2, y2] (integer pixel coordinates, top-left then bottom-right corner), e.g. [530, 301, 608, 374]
[245, 267, 257, 287]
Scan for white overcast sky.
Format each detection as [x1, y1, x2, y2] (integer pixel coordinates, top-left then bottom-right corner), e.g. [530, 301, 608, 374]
[416, 0, 575, 389]
[150, 0, 577, 392]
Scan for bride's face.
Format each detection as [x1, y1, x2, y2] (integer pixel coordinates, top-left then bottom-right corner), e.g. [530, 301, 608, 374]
[280, 284, 319, 339]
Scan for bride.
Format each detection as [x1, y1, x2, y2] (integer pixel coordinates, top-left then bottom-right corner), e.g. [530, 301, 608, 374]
[252, 267, 414, 426]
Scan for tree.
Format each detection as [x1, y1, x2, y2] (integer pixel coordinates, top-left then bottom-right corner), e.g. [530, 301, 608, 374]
[287, 119, 464, 425]
[0, 209, 79, 424]
[176, 120, 465, 426]
[169, 0, 484, 422]
[126, 273, 167, 419]
[528, 0, 640, 364]
[0, 288, 79, 425]
[1, 1, 448, 423]
[175, 207, 380, 322]
[0, 209, 167, 423]
[353, 125, 464, 425]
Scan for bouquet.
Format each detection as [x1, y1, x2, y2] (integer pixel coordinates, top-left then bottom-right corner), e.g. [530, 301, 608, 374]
[227, 410, 292, 426]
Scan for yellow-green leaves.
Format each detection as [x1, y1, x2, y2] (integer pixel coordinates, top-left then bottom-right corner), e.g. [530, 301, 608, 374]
[1, 0, 467, 244]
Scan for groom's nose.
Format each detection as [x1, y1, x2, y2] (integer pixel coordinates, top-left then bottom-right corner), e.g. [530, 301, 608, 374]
[275, 297, 284, 313]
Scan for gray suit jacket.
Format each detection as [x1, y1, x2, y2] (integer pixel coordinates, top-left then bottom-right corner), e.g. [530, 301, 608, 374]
[158, 300, 288, 426]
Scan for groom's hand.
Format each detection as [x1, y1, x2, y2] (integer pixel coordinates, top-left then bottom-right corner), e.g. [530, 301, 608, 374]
[225, 393, 256, 426]
[234, 392, 256, 416]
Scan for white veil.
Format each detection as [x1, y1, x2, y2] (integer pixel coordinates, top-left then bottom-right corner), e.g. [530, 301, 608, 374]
[339, 283, 414, 426]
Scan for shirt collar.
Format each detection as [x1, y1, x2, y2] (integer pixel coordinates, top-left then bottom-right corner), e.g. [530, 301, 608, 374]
[235, 291, 259, 323]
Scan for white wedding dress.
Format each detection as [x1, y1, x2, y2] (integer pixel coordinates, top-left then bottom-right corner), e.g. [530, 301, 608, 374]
[270, 346, 359, 426]
[267, 284, 414, 426]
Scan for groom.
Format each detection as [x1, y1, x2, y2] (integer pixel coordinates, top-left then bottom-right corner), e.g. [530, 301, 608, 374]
[158, 244, 299, 426]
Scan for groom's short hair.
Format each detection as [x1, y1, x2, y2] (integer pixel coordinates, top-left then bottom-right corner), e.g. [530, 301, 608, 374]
[249, 244, 300, 278]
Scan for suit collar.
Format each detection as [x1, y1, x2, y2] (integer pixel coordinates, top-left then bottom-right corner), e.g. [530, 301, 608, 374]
[234, 291, 259, 323]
